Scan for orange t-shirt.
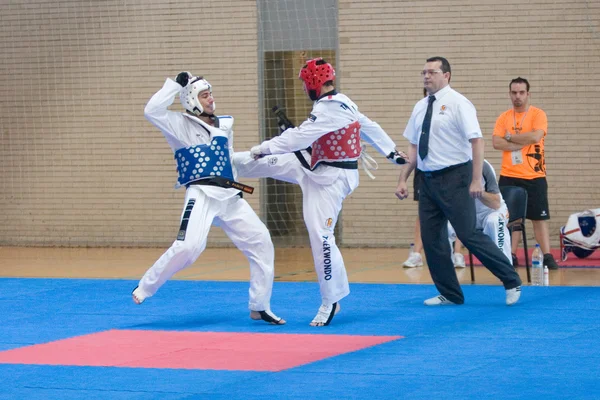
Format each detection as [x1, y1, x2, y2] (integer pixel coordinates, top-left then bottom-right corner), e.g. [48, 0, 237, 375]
[493, 105, 547, 179]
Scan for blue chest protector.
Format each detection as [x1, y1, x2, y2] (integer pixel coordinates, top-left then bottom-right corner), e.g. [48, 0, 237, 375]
[174, 135, 233, 187]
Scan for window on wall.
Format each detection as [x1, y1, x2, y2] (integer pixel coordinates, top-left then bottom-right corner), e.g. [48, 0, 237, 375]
[262, 51, 337, 245]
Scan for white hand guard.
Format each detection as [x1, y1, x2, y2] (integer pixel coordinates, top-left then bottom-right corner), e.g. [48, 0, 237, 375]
[250, 145, 262, 160]
[387, 150, 409, 165]
[250, 144, 270, 160]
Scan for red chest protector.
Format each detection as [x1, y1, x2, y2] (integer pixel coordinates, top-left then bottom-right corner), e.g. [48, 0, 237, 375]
[310, 120, 361, 169]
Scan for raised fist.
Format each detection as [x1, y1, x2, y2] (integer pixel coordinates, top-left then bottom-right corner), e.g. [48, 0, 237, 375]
[250, 144, 272, 160]
[176, 71, 193, 87]
[250, 145, 264, 160]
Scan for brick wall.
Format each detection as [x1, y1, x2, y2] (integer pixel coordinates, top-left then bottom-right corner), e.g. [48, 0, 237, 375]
[338, 0, 600, 247]
[0, 0, 260, 246]
[1, 0, 598, 248]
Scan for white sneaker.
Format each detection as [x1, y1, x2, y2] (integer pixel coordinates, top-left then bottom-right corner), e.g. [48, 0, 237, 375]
[132, 287, 147, 305]
[309, 302, 340, 326]
[424, 295, 457, 306]
[453, 253, 466, 268]
[506, 286, 521, 306]
[403, 252, 423, 268]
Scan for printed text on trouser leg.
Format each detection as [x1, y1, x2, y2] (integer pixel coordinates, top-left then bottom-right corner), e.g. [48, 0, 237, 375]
[322, 235, 332, 280]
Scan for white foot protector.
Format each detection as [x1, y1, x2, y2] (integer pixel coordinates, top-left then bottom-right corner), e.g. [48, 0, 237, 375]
[309, 302, 340, 327]
[132, 287, 147, 305]
[250, 310, 286, 325]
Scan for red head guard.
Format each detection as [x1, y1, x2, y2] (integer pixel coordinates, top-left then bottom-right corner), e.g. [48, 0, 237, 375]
[299, 58, 336, 101]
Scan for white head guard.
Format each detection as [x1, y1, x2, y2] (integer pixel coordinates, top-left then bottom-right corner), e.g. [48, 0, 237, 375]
[180, 76, 214, 117]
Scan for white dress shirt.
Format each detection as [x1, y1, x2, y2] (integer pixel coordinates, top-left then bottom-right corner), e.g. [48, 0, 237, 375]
[403, 85, 482, 172]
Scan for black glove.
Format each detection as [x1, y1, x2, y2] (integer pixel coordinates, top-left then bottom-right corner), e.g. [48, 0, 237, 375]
[387, 150, 409, 165]
[176, 71, 192, 87]
[272, 106, 295, 132]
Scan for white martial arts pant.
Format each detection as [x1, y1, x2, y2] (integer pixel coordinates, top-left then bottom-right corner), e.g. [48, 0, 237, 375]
[234, 152, 357, 305]
[447, 204, 512, 264]
[136, 185, 275, 311]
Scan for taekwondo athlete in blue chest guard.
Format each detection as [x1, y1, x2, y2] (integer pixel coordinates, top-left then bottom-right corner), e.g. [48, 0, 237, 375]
[132, 72, 285, 325]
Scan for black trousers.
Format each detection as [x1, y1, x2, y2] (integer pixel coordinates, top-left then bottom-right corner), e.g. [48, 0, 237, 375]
[419, 162, 522, 303]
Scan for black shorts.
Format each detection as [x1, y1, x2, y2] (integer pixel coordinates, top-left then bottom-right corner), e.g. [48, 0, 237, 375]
[498, 176, 550, 220]
[413, 169, 422, 201]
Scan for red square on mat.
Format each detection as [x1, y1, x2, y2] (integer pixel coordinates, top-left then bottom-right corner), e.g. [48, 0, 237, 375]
[0, 330, 402, 372]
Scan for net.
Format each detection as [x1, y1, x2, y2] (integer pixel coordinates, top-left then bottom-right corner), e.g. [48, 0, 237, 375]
[0, 1, 262, 246]
[258, 0, 338, 246]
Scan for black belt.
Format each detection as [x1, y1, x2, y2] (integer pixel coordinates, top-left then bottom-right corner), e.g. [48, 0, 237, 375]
[294, 148, 358, 170]
[420, 161, 471, 178]
[187, 177, 254, 195]
[320, 160, 358, 169]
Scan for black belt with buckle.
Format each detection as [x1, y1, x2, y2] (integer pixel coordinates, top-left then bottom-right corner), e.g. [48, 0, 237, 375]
[187, 177, 254, 195]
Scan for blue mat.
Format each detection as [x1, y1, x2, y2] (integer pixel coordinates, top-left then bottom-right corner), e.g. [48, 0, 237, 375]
[0, 278, 599, 399]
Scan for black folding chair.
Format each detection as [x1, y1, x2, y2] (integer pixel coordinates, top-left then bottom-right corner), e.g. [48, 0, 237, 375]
[500, 186, 531, 283]
[468, 185, 531, 283]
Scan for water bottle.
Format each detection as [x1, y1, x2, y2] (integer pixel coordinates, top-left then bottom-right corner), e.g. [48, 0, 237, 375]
[543, 265, 549, 286]
[531, 244, 543, 286]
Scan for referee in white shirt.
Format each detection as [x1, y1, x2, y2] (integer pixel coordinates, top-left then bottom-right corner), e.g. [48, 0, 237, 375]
[395, 57, 522, 306]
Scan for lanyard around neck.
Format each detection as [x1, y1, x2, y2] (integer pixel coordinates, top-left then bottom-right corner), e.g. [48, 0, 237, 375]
[513, 106, 529, 133]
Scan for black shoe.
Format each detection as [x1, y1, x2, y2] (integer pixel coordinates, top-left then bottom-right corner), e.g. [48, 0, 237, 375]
[544, 253, 560, 270]
[512, 253, 519, 267]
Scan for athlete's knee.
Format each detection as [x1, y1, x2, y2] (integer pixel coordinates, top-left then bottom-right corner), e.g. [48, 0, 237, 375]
[238, 224, 274, 261]
[317, 232, 338, 262]
[308, 227, 335, 248]
[256, 226, 274, 251]
[248, 222, 273, 246]
[483, 219, 495, 233]
[168, 238, 205, 261]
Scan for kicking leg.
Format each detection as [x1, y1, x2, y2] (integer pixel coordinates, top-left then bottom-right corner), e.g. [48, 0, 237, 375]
[233, 151, 304, 184]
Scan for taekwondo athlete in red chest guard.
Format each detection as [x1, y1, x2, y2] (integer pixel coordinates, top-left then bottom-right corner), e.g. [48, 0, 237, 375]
[234, 58, 409, 326]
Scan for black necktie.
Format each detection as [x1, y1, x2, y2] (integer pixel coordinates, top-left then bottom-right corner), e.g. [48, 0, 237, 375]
[419, 95, 436, 160]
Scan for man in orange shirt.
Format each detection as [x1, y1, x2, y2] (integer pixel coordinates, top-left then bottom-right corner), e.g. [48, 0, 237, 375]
[493, 77, 559, 269]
